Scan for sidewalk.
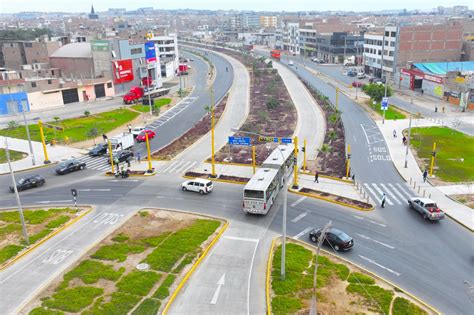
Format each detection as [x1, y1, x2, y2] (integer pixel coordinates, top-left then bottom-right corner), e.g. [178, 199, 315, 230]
[376, 119, 473, 230]
[0, 136, 87, 174]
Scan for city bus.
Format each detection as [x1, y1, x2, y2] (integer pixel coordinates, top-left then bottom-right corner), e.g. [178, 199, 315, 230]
[243, 144, 295, 214]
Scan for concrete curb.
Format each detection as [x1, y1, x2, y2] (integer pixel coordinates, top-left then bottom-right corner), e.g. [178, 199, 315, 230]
[266, 238, 275, 315]
[162, 220, 229, 315]
[0, 161, 58, 175]
[182, 174, 248, 185]
[289, 189, 374, 212]
[288, 237, 441, 315]
[0, 206, 93, 271]
[299, 170, 354, 184]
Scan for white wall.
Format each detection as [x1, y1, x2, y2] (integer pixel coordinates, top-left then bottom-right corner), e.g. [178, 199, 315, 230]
[28, 91, 63, 111]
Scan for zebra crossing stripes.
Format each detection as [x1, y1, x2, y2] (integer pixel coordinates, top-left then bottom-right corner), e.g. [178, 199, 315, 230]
[159, 160, 198, 174]
[75, 155, 111, 171]
[145, 97, 197, 130]
[363, 182, 415, 206]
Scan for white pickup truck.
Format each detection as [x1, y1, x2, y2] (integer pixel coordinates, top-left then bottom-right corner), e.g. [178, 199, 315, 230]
[407, 197, 445, 221]
[109, 132, 134, 152]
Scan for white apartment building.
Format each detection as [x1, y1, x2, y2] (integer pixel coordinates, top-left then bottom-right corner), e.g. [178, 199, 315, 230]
[283, 23, 300, 55]
[362, 26, 397, 78]
[151, 34, 179, 79]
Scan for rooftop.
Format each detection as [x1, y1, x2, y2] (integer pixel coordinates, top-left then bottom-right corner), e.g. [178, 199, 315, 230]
[50, 43, 92, 58]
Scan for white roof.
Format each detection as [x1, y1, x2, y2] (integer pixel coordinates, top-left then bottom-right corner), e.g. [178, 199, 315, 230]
[50, 43, 92, 58]
[244, 168, 279, 191]
[262, 144, 294, 169]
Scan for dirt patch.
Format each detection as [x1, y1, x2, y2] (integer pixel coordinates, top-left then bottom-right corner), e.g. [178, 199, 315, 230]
[152, 95, 229, 160]
[300, 188, 372, 209]
[451, 194, 474, 209]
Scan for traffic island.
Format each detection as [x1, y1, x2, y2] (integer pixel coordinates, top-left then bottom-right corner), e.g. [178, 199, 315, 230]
[22, 209, 226, 315]
[184, 171, 250, 184]
[294, 188, 373, 211]
[0, 206, 91, 270]
[267, 239, 437, 315]
[105, 168, 157, 177]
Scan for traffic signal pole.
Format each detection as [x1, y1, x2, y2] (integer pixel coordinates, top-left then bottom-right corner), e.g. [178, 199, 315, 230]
[292, 136, 298, 189]
[37, 120, 50, 164]
[252, 146, 256, 174]
[303, 138, 307, 171]
[429, 142, 436, 177]
[346, 145, 351, 178]
[108, 140, 115, 174]
[145, 132, 153, 173]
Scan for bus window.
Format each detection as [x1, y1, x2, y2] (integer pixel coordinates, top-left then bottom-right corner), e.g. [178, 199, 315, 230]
[244, 189, 264, 199]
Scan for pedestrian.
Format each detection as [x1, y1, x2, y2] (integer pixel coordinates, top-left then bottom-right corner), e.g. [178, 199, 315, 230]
[102, 134, 108, 141]
[421, 89, 424, 96]
[393, 129, 397, 138]
[442, 106, 445, 113]
[314, 171, 319, 183]
[435, 106, 438, 113]
[137, 152, 141, 163]
[423, 169, 428, 183]
[381, 193, 386, 208]
[402, 136, 407, 145]
[127, 124, 132, 134]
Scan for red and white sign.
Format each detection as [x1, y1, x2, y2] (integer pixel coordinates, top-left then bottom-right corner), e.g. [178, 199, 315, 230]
[423, 74, 443, 84]
[113, 59, 134, 84]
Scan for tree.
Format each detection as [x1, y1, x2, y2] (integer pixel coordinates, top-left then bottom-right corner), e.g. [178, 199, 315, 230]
[7, 120, 19, 130]
[266, 98, 279, 110]
[84, 110, 91, 117]
[53, 116, 60, 123]
[318, 143, 332, 171]
[87, 128, 99, 144]
[362, 83, 393, 103]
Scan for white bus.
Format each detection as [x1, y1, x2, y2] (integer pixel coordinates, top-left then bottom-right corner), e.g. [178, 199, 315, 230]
[243, 144, 295, 214]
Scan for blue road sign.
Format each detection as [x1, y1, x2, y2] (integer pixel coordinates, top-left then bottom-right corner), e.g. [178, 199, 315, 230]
[381, 97, 388, 110]
[228, 136, 251, 146]
[281, 138, 293, 144]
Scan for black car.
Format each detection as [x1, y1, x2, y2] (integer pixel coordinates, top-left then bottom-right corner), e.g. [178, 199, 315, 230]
[10, 175, 45, 192]
[56, 159, 86, 175]
[309, 228, 354, 251]
[108, 150, 134, 164]
[89, 143, 108, 156]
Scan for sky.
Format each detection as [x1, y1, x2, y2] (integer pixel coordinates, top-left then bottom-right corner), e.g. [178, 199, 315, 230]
[0, 0, 471, 13]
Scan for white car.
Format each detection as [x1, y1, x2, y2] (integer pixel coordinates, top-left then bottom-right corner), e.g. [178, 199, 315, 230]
[131, 127, 145, 137]
[288, 60, 294, 66]
[357, 72, 366, 79]
[181, 178, 213, 195]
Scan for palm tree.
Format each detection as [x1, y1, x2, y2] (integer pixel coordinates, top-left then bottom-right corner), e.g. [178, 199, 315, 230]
[318, 143, 332, 171]
[328, 130, 337, 143]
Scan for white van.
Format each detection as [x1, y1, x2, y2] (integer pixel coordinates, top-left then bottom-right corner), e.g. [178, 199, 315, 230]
[288, 60, 294, 66]
[181, 178, 214, 195]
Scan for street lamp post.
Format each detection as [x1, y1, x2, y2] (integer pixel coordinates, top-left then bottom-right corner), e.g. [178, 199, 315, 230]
[382, 73, 390, 124]
[147, 75, 153, 116]
[404, 113, 412, 168]
[20, 98, 35, 166]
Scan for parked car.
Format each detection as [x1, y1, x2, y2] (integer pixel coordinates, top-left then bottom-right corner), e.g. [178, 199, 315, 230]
[131, 127, 145, 138]
[181, 178, 213, 195]
[288, 60, 294, 66]
[56, 159, 86, 175]
[108, 150, 134, 164]
[309, 227, 354, 251]
[352, 81, 364, 88]
[408, 198, 445, 221]
[10, 175, 45, 192]
[311, 57, 320, 62]
[89, 143, 108, 156]
[369, 77, 386, 84]
[357, 72, 366, 79]
[316, 59, 326, 64]
[347, 71, 357, 77]
[136, 130, 156, 142]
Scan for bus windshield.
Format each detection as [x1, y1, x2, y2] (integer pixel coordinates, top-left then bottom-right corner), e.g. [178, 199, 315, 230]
[244, 189, 264, 199]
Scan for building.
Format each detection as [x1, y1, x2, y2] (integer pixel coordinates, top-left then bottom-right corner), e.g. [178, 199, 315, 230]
[259, 16, 278, 28]
[88, 5, 99, 20]
[283, 23, 300, 55]
[0, 71, 28, 115]
[1, 40, 61, 69]
[363, 26, 397, 77]
[49, 43, 95, 79]
[150, 34, 179, 79]
[242, 15, 260, 29]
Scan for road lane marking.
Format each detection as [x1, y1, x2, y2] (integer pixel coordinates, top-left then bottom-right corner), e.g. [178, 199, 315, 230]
[352, 215, 364, 220]
[388, 183, 407, 202]
[294, 227, 312, 240]
[351, 215, 386, 227]
[291, 212, 308, 223]
[42, 249, 73, 265]
[379, 183, 401, 204]
[371, 183, 394, 205]
[35, 200, 72, 204]
[290, 196, 306, 207]
[223, 236, 259, 243]
[395, 183, 415, 198]
[210, 273, 225, 305]
[247, 240, 259, 315]
[355, 233, 395, 249]
[363, 183, 381, 203]
[108, 179, 139, 182]
[358, 255, 400, 276]
[77, 189, 111, 192]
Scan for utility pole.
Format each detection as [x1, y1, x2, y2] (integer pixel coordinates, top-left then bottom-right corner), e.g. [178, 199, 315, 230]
[210, 85, 216, 178]
[19, 98, 35, 166]
[382, 72, 390, 124]
[5, 138, 29, 245]
[37, 120, 50, 164]
[281, 175, 288, 280]
[292, 137, 298, 189]
[404, 113, 412, 168]
[310, 221, 332, 315]
[145, 132, 153, 173]
[147, 75, 153, 116]
[429, 142, 437, 177]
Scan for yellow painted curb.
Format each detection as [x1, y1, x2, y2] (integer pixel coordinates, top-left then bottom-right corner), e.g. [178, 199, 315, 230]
[289, 189, 374, 212]
[182, 174, 248, 185]
[289, 237, 441, 315]
[162, 221, 229, 315]
[266, 239, 275, 315]
[0, 207, 92, 271]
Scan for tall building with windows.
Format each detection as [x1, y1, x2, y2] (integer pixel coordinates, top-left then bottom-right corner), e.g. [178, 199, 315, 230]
[259, 16, 278, 28]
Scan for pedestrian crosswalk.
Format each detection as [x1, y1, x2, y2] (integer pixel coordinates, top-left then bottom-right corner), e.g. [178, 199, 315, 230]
[159, 160, 198, 174]
[75, 155, 111, 171]
[363, 182, 415, 206]
[145, 96, 198, 130]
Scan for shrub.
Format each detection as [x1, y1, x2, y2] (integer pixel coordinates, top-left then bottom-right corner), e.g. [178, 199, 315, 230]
[85, 292, 141, 315]
[266, 98, 280, 110]
[116, 271, 161, 296]
[29, 229, 52, 244]
[347, 272, 376, 285]
[0, 244, 24, 264]
[84, 110, 91, 117]
[271, 296, 302, 315]
[112, 233, 129, 243]
[46, 215, 70, 229]
[346, 283, 393, 314]
[29, 307, 64, 315]
[392, 297, 427, 315]
[43, 287, 103, 312]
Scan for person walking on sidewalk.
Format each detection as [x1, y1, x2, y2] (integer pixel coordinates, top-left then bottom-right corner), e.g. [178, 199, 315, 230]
[314, 171, 319, 183]
[393, 129, 397, 138]
[136, 152, 141, 164]
[127, 124, 132, 134]
[442, 106, 445, 113]
[423, 169, 428, 183]
[381, 193, 386, 208]
[402, 135, 407, 145]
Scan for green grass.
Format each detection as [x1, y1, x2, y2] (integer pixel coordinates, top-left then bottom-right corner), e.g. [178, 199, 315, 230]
[0, 223, 21, 238]
[138, 232, 171, 247]
[112, 233, 130, 243]
[0, 148, 25, 163]
[131, 98, 171, 113]
[85, 292, 141, 315]
[29, 307, 65, 315]
[0, 244, 24, 264]
[42, 286, 103, 312]
[46, 215, 70, 229]
[347, 272, 376, 285]
[91, 242, 146, 262]
[409, 127, 474, 182]
[0, 108, 139, 143]
[172, 251, 198, 273]
[153, 274, 177, 300]
[370, 101, 406, 120]
[392, 297, 427, 315]
[144, 219, 220, 272]
[131, 298, 161, 315]
[28, 228, 52, 244]
[0, 208, 72, 225]
[116, 271, 161, 296]
[271, 295, 302, 315]
[63, 260, 124, 284]
[346, 283, 393, 314]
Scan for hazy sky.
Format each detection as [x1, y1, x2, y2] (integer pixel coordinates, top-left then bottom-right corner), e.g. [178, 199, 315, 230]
[0, 0, 471, 13]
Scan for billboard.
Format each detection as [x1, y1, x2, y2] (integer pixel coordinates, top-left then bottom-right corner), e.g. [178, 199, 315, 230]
[112, 59, 134, 84]
[145, 42, 156, 63]
[91, 40, 109, 51]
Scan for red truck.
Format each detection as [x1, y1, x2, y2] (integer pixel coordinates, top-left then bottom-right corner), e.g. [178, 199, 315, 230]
[270, 49, 281, 60]
[123, 86, 170, 104]
[177, 64, 189, 76]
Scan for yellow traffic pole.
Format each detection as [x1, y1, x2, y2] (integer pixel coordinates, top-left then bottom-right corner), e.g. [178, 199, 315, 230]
[145, 132, 152, 172]
[37, 120, 50, 164]
[346, 144, 351, 178]
[211, 86, 216, 178]
[335, 87, 339, 112]
[252, 145, 256, 174]
[107, 140, 115, 174]
[303, 138, 307, 171]
[292, 136, 298, 189]
[429, 142, 436, 177]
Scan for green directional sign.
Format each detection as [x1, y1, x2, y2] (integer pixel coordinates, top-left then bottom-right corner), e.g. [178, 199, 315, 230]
[91, 40, 109, 51]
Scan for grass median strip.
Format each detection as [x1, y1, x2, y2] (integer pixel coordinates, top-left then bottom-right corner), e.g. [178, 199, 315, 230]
[0, 148, 26, 163]
[24, 209, 223, 315]
[269, 241, 430, 314]
[131, 98, 171, 113]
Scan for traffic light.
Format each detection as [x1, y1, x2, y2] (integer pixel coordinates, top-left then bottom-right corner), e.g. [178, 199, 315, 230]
[431, 151, 436, 157]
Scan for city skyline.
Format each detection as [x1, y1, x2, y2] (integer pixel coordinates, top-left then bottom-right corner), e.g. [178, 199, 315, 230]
[0, 0, 471, 14]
